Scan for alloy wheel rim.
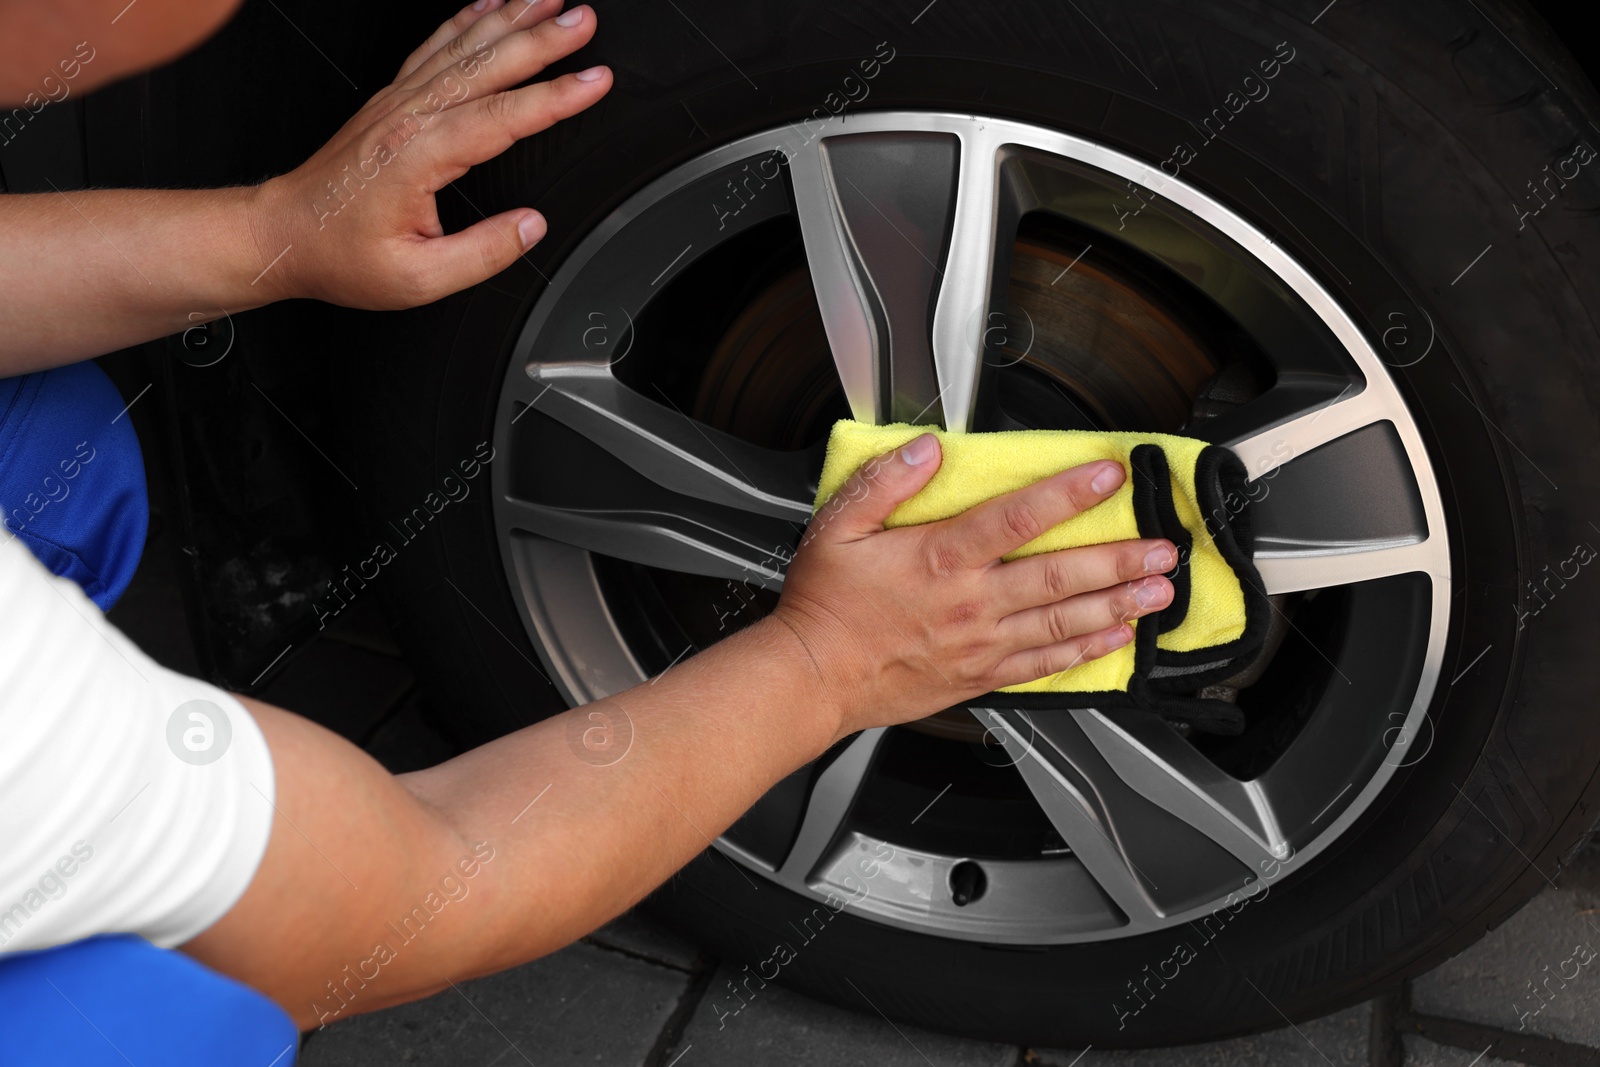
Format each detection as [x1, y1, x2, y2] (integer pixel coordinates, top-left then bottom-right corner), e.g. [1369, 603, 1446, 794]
[490, 111, 1451, 944]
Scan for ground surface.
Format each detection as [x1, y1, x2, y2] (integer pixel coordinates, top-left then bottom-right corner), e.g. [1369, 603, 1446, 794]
[107, 515, 1600, 1067]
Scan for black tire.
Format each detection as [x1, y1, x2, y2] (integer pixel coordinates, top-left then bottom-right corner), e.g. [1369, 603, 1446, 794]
[354, 0, 1600, 1047]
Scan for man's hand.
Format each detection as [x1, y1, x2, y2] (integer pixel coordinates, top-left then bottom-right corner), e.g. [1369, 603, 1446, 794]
[253, 0, 611, 309]
[774, 434, 1177, 739]
[0, 0, 611, 373]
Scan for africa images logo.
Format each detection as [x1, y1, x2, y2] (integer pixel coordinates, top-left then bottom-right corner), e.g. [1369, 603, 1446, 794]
[165, 699, 234, 765]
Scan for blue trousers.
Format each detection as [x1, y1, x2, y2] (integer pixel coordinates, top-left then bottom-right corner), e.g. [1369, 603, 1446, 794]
[0, 936, 300, 1065]
[0, 361, 147, 610]
[0, 363, 300, 1063]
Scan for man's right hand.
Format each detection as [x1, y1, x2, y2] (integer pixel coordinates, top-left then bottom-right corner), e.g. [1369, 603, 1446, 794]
[772, 433, 1177, 740]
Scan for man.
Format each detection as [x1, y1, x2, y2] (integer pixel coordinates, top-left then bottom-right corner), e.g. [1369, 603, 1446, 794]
[0, 0, 1176, 1058]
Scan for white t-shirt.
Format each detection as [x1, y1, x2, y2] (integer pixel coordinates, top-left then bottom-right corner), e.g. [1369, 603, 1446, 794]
[0, 532, 276, 954]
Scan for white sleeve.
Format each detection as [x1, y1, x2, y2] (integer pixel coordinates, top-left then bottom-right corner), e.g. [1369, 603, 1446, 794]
[0, 533, 277, 954]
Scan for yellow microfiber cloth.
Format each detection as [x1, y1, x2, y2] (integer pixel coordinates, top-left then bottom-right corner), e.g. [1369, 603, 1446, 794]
[814, 421, 1270, 735]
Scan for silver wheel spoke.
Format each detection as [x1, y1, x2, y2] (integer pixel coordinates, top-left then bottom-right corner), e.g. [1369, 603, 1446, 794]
[929, 128, 1009, 433]
[778, 728, 888, 883]
[1254, 540, 1440, 596]
[499, 364, 813, 584]
[499, 495, 790, 590]
[1226, 383, 1446, 594]
[789, 128, 1010, 430]
[1076, 710, 1287, 867]
[976, 708, 1253, 927]
[980, 709, 1160, 925]
[1226, 382, 1394, 479]
[513, 366, 814, 521]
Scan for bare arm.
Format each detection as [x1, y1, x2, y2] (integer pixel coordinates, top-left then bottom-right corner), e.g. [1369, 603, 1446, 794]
[205, 620, 837, 1030]
[180, 438, 1179, 1030]
[0, 187, 274, 374]
[0, 0, 610, 375]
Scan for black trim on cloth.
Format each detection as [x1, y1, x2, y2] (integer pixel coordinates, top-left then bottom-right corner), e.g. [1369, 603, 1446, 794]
[1146, 445, 1272, 691]
[960, 442, 1265, 736]
[1128, 444, 1192, 635]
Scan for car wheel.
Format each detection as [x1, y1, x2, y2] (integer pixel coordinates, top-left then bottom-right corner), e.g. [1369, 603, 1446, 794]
[359, 0, 1600, 1046]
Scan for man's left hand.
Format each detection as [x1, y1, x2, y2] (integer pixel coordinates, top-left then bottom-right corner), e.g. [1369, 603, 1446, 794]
[252, 0, 610, 310]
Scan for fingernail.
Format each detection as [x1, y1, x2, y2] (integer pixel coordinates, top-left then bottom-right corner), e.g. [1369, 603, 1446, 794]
[901, 434, 938, 465]
[1109, 623, 1134, 648]
[518, 210, 545, 248]
[1090, 461, 1123, 495]
[1144, 544, 1175, 572]
[556, 6, 584, 26]
[1134, 579, 1165, 610]
[473, 0, 491, 11]
[575, 64, 608, 82]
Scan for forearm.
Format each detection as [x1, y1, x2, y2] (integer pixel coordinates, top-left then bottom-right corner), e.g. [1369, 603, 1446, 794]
[182, 616, 842, 1030]
[0, 186, 277, 373]
[405, 617, 842, 967]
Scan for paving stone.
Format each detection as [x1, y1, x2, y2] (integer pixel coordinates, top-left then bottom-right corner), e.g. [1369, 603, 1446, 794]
[365, 691, 461, 773]
[585, 907, 707, 972]
[1033, 1002, 1371, 1067]
[297, 940, 688, 1066]
[1400, 1034, 1522, 1065]
[1411, 850, 1600, 1048]
[664, 964, 1016, 1067]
